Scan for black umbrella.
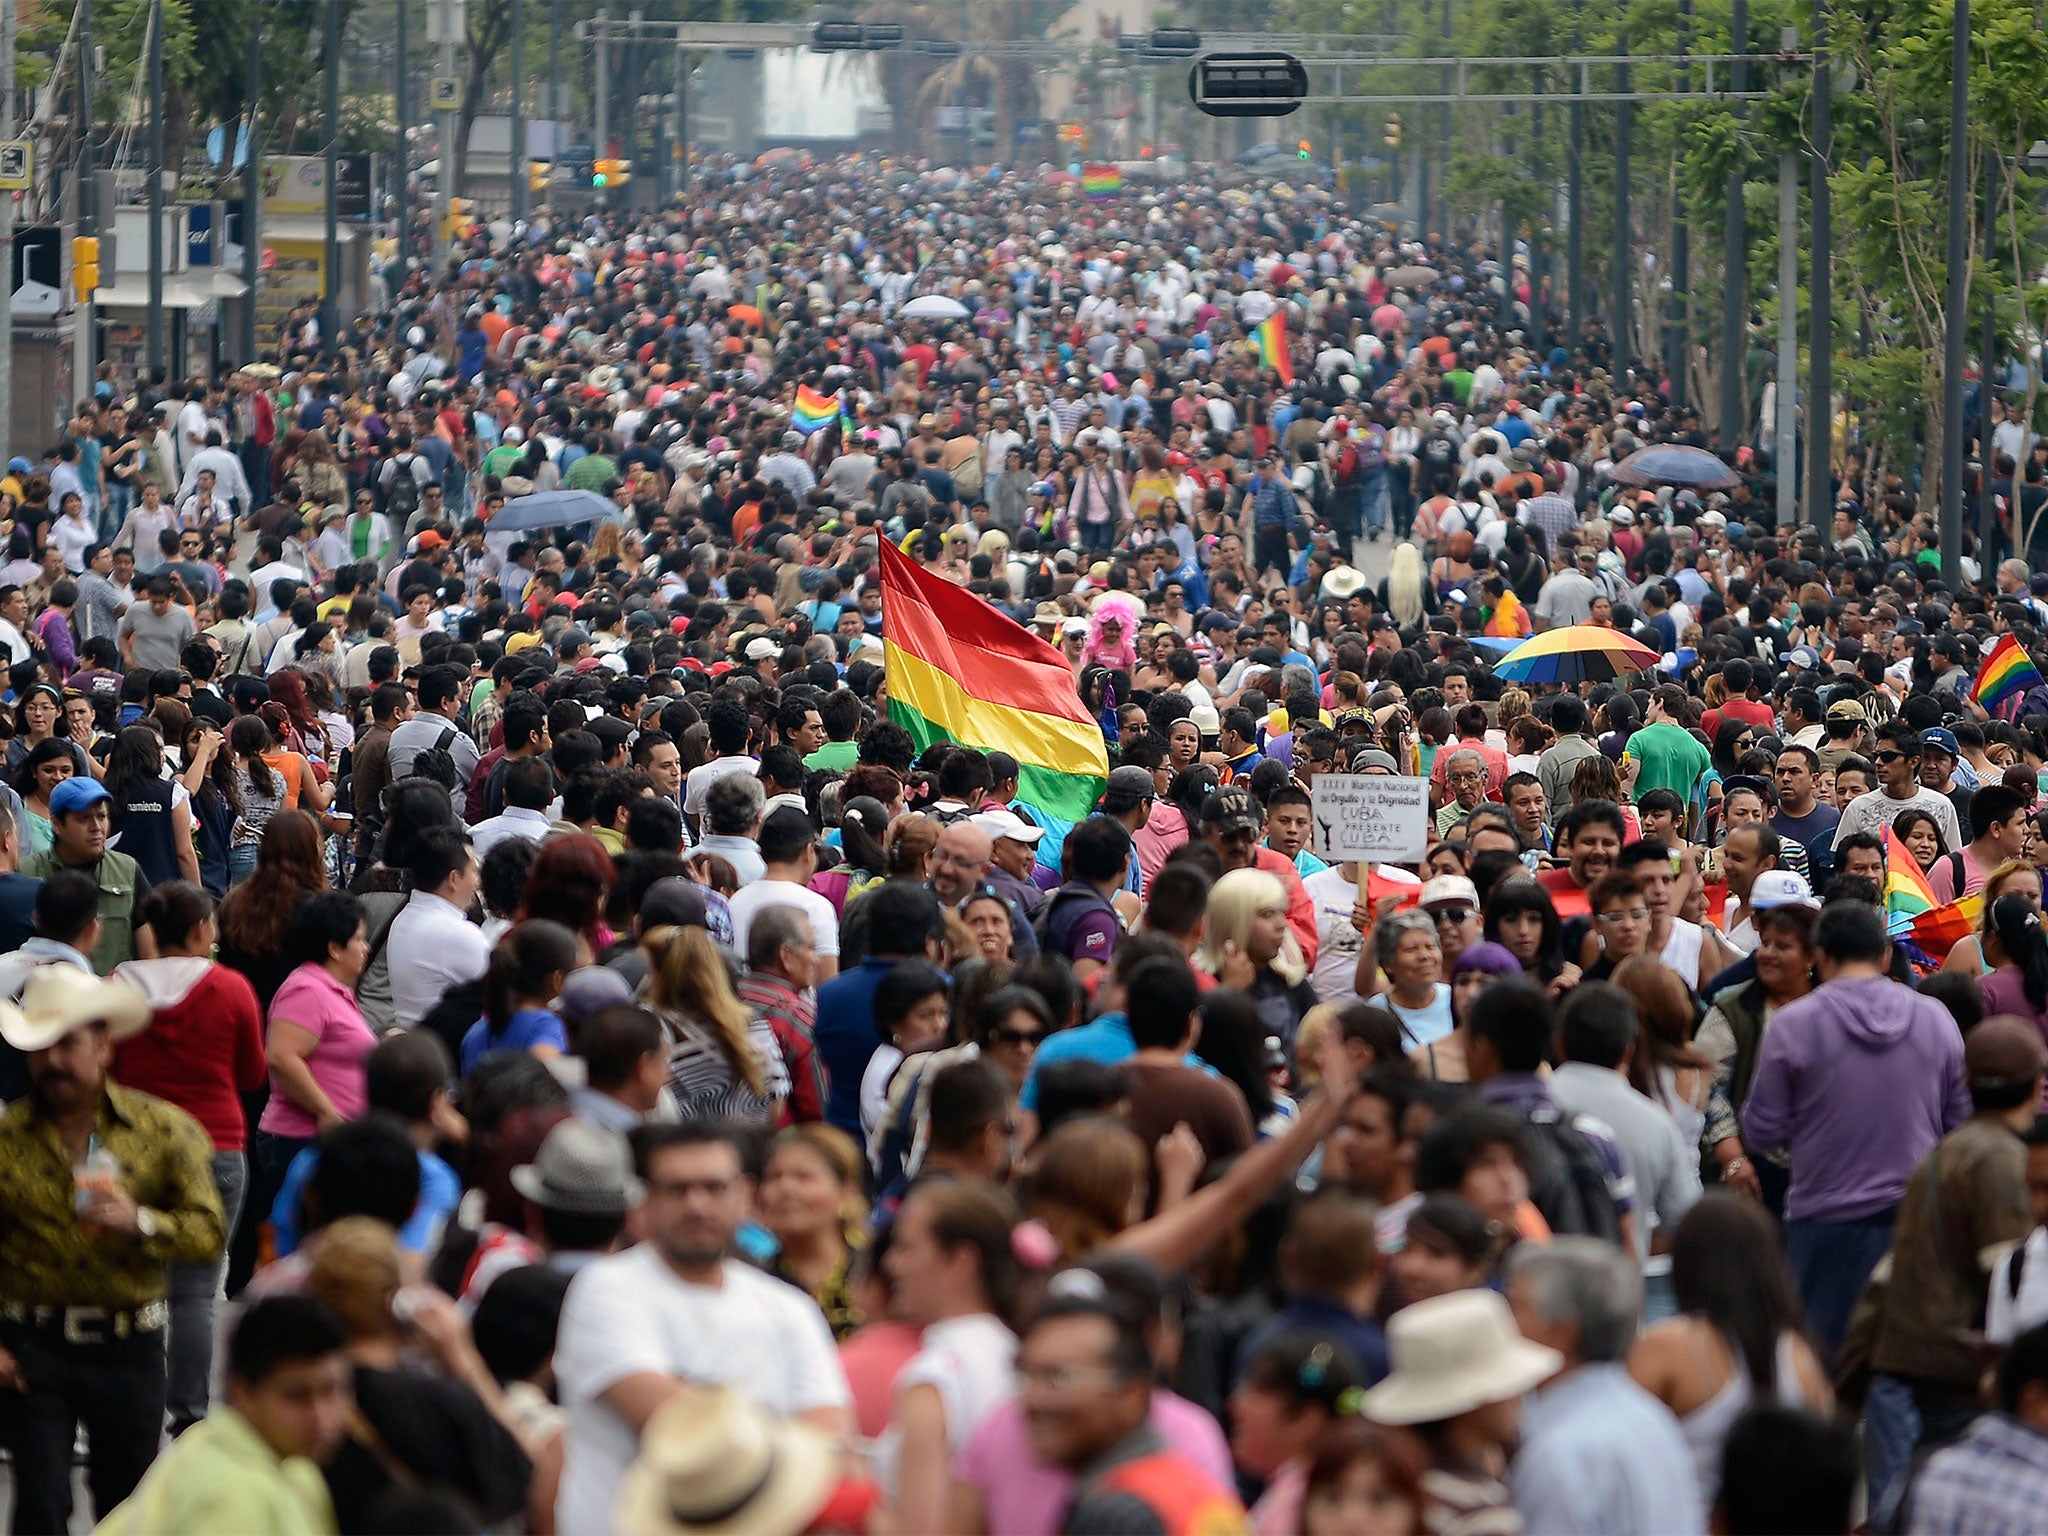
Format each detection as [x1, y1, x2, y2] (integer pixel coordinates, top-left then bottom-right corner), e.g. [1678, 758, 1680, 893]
[1608, 445, 1743, 491]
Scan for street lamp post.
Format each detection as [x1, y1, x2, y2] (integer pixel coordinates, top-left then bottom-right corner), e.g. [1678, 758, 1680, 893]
[1938, 0, 1969, 588]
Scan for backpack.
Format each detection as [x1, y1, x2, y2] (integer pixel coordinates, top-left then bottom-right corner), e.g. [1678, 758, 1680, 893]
[385, 458, 422, 523]
[1034, 881, 1119, 961]
[1520, 1106, 1623, 1242]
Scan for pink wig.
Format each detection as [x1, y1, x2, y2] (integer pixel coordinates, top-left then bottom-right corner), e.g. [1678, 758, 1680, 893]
[1082, 593, 1141, 674]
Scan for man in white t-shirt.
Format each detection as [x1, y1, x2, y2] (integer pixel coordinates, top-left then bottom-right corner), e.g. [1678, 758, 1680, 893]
[724, 806, 841, 981]
[553, 1124, 852, 1535]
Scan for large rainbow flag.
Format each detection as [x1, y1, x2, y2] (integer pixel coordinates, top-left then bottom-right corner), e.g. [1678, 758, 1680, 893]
[791, 384, 840, 435]
[1974, 633, 2044, 710]
[878, 536, 1108, 826]
[1255, 312, 1294, 386]
[1082, 163, 1123, 198]
[1882, 824, 1937, 934]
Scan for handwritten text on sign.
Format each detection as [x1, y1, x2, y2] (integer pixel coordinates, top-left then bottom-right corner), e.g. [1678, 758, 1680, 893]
[1312, 774, 1430, 862]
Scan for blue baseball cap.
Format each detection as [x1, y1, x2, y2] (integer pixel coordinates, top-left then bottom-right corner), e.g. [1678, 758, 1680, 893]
[47, 777, 111, 818]
[1920, 728, 1960, 759]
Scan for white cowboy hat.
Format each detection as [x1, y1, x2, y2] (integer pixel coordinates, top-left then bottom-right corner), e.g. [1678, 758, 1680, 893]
[616, 1386, 841, 1536]
[1359, 1290, 1562, 1426]
[0, 966, 151, 1053]
[1319, 565, 1368, 602]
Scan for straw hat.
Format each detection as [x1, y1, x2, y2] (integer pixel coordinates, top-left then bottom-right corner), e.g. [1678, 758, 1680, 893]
[0, 967, 151, 1053]
[616, 1387, 840, 1536]
[1359, 1290, 1562, 1426]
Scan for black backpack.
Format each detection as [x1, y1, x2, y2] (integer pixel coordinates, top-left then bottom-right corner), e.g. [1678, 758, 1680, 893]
[1520, 1106, 1624, 1242]
[386, 457, 422, 523]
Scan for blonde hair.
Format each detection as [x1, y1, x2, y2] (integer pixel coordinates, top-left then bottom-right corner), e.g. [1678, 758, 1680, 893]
[1295, 1004, 1338, 1090]
[1199, 867, 1306, 986]
[1387, 542, 1426, 629]
[1496, 688, 1532, 733]
[1978, 860, 2042, 940]
[767, 1125, 870, 1246]
[305, 1216, 403, 1340]
[644, 924, 766, 1095]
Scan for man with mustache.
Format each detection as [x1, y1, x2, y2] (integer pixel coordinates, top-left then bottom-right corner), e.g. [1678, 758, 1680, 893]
[0, 965, 226, 1532]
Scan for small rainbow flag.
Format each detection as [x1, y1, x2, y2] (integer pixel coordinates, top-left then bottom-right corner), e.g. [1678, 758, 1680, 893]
[1973, 633, 2044, 709]
[791, 384, 840, 436]
[1882, 824, 1938, 934]
[1255, 312, 1294, 386]
[1082, 163, 1123, 198]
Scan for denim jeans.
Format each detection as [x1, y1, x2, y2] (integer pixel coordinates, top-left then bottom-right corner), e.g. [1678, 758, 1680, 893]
[99, 482, 131, 544]
[227, 842, 259, 886]
[167, 1149, 246, 1434]
[1361, 465, 1390, 535]
[1785, 1207, 1898, 1360]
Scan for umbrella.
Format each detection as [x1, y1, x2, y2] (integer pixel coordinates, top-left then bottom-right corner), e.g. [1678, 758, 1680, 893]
[487, 489, 620, 533]
[1384, 264, 1437, 288]
[726, 302, 763, 326]
[1490, 625, 1661, 685]
[1609, 444, 1742, 491]
[899, 294, 970, 321]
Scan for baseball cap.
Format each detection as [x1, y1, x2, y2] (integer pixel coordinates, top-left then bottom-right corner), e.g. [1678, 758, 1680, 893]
[1355, 749, 1401, 774]
[1824, 699, 1866, 722]
[1748, 870, 1819, 912]
[1199, 787, 1263, 837]
[1920, 728, 1960, 759]
[970, 808, 1046, 845]
[1419, 875, 1480, 911]
[1786, 646, 1821, 671]
[48, 778, 112, 818]
[415, 529, 446, 550]
[745, 637, 781, 662]
[1104, 765, 1158, 812]
[1966, 1013, 2048, 1089]
[640, 878, 709, 930]
[557, 966, 633, 1028]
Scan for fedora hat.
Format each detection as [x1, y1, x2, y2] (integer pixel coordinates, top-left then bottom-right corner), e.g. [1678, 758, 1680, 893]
[1319, 565, 1368, 602]
[617, 1386, 840, 1536]
[1359, 1290, 1562, 1426]
[511, 1119, 645, 1216]
[0, 967, 151, 1054]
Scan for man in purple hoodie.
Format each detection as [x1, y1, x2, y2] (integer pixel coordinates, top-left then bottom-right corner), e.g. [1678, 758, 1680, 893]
[1742, 900, 1971, 1356]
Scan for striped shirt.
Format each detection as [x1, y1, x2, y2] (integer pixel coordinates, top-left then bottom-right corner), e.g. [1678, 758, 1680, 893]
[657, 1006, 789, 1125]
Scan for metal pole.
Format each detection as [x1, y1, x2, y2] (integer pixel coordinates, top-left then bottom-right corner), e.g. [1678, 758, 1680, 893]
[72, 0, 92, 403]
[1719, 0, 1748, 445]
[146, 0, 164, 378]
[394, 0, 407, 287]
[1777, 148, 1798, 526]
[509, 0, 525, 220]
[1439, 0, 1451, 240]
[1416, 0, 1430, 240]
[1938, 0, 1969, 588]
[1613, 36, 1630, 361]
[1669, 0, 1689, 409]
[549, 0, 560, 126]
[0, 0, 15, 464]
[434, 0, 454, 270]
[672, 41, 686, 200]
[594, 0, 609, 168]
[1807, 0, 1833, 530]
[322, 0, 340, 351]
[1979, 154, 1998, 559]
[1567, 4, 1584, 342]
[241, 20, 260, 364]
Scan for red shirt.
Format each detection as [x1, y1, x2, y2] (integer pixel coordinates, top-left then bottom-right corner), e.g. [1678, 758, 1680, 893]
[111, 961, 267, 1151]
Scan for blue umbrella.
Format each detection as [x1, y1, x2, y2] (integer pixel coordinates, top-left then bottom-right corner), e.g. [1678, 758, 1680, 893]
[485, 488, 619, 532]
[1608, 444, 1742, 491]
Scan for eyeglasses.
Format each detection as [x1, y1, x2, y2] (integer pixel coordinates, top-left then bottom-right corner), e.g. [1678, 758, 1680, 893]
[1596, 907, 1651, 924]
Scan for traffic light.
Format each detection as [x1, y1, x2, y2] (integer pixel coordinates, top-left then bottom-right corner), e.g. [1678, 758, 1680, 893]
[530, 160, 549, 193]
[1384, 113, 1402, 148]
[441, 196, 473, 242]
[593, 157, 617, 187]
[1298, 139, 1311, 160]
[70, 236, 98, 301]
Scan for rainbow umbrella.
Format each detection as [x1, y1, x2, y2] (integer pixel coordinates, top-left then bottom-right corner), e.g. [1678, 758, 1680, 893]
[1489, 625, 1661, 684]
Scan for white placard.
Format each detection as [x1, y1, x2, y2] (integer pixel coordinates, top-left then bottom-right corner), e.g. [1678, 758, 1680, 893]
[1312, 773, 1430, 863]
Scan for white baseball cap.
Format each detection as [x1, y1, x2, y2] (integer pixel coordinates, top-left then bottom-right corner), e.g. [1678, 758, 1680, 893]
[970, 808, 1046, 845]
[1749, 870, 1820, 911]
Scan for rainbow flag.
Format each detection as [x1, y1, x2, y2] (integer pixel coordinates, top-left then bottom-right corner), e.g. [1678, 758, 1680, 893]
[1882, 824, 1938, 934]
[1973, 633, 2044, 709]
[839, 397, 858, 442]
[1485, 590, 1533, 639]
[791, 384, 840, 436]
[1082, 163, 1123, 198]
[1256, 312, 1294, 386]
[878, 535, 1107, 827]
[1908, 893, 1984, 962]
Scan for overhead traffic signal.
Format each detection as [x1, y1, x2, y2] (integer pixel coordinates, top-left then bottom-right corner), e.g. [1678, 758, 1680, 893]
[592, 157, 630, 188]
[1188, 53, 1309, 118]
[70, 236, 98, 300]
[1384, 113, 1402, 148]
[1298, 139, 1311, 160]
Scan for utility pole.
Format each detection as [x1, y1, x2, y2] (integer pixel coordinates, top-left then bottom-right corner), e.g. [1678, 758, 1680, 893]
[1979, 157, 1998, 557]
[1566, 0, 1584, 341]
[241, 20, 259, 365]
[594, 0, 609, 172]
[1416, 0, 1430, 238]
[549, 0, 560, 126]
[1807, 0, 1833, 531]
[0, 0, 15, 464]
[1938, 0, 1969, 588]
[394, 0, 408, 285]
[322, 0, 340, 351]
[434, 0, 454, 271]
[1613, 33, 1630, 360]
[72, 0, 94, 404]
[1777, 145, 1798, 526]
[1438, 0, 1450, 239]
[1669, 0, 1689, 409]
[146, 0, 164, 378]
[672, 40, 686, 200]
[509, 0, 525, 220]
[1719, 0, 1748, 446]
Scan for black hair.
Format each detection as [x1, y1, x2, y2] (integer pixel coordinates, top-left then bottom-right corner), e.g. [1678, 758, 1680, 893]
[408, 824, 475, 893]
[1990, 892, 2048, 1014]
[1557, 981, 1637, 1070]
[227, 1295, 348, 1385]
[1715, 1406, 1858, 1536]
[365, 1029, 454, 1123]
[1812, 899, 1889, 965]
[304, 1114, 422, 1232]
[1065, 814, 1133, 884]
[1414, 1104, 1527, 1195]
[1464, 975, 1554, 1073]
[470, 1264, 573, 1387]
[864, 881, 947, 959]
[1125, 957, 1201, 1050]
[874, 960, 950, 1036]
[481, 920, 580, 1043]
[289, 890, 365, 969]
[135, 879, 213, 951]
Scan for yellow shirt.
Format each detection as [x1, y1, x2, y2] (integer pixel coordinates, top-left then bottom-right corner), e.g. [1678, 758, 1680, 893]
[99, 1407, 337, 1536]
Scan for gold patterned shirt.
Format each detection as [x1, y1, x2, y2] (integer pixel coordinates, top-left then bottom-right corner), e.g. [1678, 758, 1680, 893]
[0, 1082, 225, 1309]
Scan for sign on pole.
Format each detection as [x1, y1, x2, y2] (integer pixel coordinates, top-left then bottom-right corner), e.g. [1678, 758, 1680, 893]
[0, 141, 30, 191]
[429, 76, 462, 112]
[1311, 774, 1430, 863]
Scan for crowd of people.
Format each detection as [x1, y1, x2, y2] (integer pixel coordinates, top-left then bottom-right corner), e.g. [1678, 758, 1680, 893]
[0, 152, 2038, 1534]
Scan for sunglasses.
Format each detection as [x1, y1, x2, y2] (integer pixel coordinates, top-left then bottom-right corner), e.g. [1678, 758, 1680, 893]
[1430, 906, 1474, 924]
[991, 1025, 1043, 1047]
[1872, 750, 1910, 765]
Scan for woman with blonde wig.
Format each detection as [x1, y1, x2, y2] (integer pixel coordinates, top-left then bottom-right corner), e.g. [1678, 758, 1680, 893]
[1383, 541, 1433, 631]
[642, 920, 786, 1124]
[1199, 867, 1317, 1052]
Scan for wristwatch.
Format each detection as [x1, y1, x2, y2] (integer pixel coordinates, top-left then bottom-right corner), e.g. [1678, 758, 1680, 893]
[135, 1208, 162, 1240]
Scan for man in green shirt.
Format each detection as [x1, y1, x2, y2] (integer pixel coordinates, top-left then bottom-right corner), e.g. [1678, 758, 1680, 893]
[101, 1295, 347, 1536]
[1623, 683, 1715, 806]
[562, 430, 618, 491]
[19, 778, 150, 973]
